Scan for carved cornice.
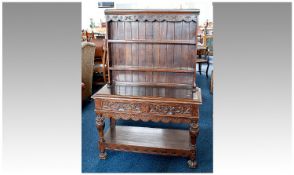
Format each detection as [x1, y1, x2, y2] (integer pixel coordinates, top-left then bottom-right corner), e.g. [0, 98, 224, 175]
[105, 14, 198, 22]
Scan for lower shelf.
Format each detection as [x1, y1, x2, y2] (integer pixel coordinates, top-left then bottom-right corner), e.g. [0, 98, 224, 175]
[104, 126, 192, 157]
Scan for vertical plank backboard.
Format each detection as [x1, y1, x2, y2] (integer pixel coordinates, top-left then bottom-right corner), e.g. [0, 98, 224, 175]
[105, 10, 199, 89]
[117, 21, 125, 92]
[138, 21, 146, 95]
[145, 22, 153, 95]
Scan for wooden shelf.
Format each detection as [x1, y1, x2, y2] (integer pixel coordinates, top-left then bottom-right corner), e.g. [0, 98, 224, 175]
[108, 39, 196, 45]
[104, 126, 191, 156]
[109, 66, 194, 73]
[93, 84, 202, 103]
[113, 81, 193, 89]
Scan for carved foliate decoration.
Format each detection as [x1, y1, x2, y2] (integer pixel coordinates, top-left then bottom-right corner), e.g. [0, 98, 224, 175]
[105, 15, 198, 22]
[149, 104, 192, 115]
[102, 101, 142, 112]
[100, 112, 193, 124]
[96, 115, 104, 126]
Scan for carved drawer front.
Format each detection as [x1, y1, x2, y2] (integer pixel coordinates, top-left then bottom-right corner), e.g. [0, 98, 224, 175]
[101, 100, 143, 112]
[149, 103, 193, 116]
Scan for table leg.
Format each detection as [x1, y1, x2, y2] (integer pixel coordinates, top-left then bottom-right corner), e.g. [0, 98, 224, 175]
[206, 62, 210, 78]
[96, 115, 107, 159]
[198, 63, 202, 75]
[188, 122, 199, 168]
[110, 118, 116, 128]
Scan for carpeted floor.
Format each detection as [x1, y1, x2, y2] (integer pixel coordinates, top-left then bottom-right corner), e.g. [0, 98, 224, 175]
[82, 67, 213, 173]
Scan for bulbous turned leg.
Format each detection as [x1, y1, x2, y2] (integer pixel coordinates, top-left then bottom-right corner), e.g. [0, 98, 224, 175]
[96, 115, 107, 160]
[110, 118, 116, 128]
[188, 122, 199, 168]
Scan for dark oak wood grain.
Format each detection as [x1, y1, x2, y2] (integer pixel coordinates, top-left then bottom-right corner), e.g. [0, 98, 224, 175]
[109, 66, 194, 72]
[108, 39, 196, 44]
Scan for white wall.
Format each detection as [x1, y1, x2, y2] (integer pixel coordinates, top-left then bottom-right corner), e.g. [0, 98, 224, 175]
[82, 0, 213, 30]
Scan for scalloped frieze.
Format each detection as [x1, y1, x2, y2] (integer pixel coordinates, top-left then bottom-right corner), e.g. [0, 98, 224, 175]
[105, 14, 198, 22]
[101, 112, 192, 124]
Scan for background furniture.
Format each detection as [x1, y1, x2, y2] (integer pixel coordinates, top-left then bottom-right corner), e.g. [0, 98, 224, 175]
[205, 36, 213, 76]
[84, 31, 108, 85]
[82, 82, 85, 104]
[81, 30, 108, 86]
[92, 9, 202, 168]
[210, 70, 213, 94]
[82, 42, 96, 102]
[92, 38, 108, 84]
[195, 20, 213, 78]
[195, 46, 209, 77]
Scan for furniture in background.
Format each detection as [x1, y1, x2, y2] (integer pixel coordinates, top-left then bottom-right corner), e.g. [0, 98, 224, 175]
[210, 70, 213, 94]
[92, 37, 108, 84]
[205, 36, 213, 76]
[82, 42, 96, 102]
[195, 20, 213, 78]
[82, 82, 86, 104]
[195, 37, 213, 77]
[92, 9, 202, 168]
[81, 30, 87, 41]
[86, 31, 95, 41]
[83, 31, 108, 85]
[195, 46, 209, 77]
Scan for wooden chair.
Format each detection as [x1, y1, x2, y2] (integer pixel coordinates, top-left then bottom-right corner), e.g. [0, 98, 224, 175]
[81, 30, 87, 41]
[193, 48, 210, 78]
[86, 31, 95, 42]
[85, 31, 108, 84]
[92, 38, 107, 84]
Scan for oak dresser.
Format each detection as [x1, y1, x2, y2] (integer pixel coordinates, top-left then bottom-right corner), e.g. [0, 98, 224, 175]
[92, 9, 202, 168]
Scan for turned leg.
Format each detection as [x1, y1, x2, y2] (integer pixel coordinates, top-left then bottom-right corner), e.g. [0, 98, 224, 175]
[198, 63, 202, 75]
[188, 122, 199, 168]
[96, 115, 107, 159]
[206, 62, 210, 78]
[110, 118, 116, 128]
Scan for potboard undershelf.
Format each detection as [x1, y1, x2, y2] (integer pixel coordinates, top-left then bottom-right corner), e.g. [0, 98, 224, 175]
[104, 126, 191, 157]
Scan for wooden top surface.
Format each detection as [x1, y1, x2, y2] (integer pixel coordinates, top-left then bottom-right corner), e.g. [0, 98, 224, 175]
[105, 9, 200, 15]
[92, 84, 202, 104]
